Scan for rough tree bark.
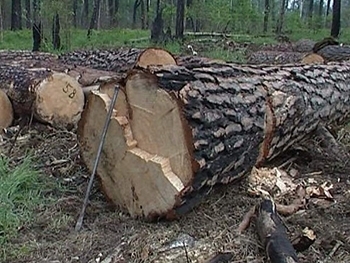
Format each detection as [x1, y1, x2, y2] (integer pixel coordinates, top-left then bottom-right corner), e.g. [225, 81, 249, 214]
[11, 0, 22, 30]
[0, 64, 84, 129]
[331, 0, 341, 38]
[32, 22, 42, 52]
[78, 61, 350, 220]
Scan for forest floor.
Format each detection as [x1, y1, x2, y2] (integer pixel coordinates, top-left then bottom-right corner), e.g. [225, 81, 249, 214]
[1, 122, 350, 263]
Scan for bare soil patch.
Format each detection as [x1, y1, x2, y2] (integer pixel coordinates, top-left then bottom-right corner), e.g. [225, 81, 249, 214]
[1, 123, 350, 263]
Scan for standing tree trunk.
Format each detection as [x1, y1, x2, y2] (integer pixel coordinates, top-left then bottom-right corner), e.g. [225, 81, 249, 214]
[275, 0, 286, 34]
[308, 0, 314, 26]
[73, 0, 78, 28]
[82, 0, 89, 28]
[175, 0, 185, 39]
[330, 0, 340, 38]
[132, 0, 141, 28]
[318, 0, 324, 16]
[325, 0, 331, 16]
[32, 22, 42, 51]
[33, 0, 40, 24]
[25, 0, 31, 29]
[108, 0, 119, 26]
[52, 13, 61, 50]
[140, 0, 146, 29]
[151, 0, 164, 43]
[263, 0, 270, 33]
[11, 0, 22, 30]
[87, 0, 102, 38]
[0, 0, 4, 41]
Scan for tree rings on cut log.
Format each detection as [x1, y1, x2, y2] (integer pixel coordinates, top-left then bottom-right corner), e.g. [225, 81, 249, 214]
[301, 53, 325, 64]
[135, 48, 177, 68]
[78, 88, 192, 219]
[0, 90, 13, 130]
[34, 72, 84, 128]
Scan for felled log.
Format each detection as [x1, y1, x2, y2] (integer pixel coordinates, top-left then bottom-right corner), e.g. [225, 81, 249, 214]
[315, 45, 350, 62]
[59, 47, 177, 73]
[292, 39, 316, 53]
[0, 50, 58, 62]
[0, 64, 84, 129]
[78, 61, 350, 220]
[256, 199, 298, 263]
[0, 90, 13, 130]
[247, 51, 305, 64]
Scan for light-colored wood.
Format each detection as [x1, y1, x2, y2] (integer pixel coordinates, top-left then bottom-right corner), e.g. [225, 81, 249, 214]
[125, 72, 193, 184]
[78, 91, 187, 219]
[301, 53, 325, 64]
[0, 90, 13, 130]
[34, 72, 84, 128]
[136, 48, 177, 68]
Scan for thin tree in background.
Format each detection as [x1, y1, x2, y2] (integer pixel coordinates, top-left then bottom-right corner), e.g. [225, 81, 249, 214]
[108, 0, 119, 27]
[25, 0, 31, 29]
[276, 0, 286, 34]
[263, 0, 270, 33]
[132, 0, 141, 29]
[330, 0, 341, 38]
[175, 0, 185, 39]
[11, 0, 22, 30]
[52, 12, 61, 50]
[73, 0, 78, 28]
[308, 0, 314, 26]
[0, 0, 4, 41]
[151, 0, 163, 42]
[87, 0, 102, 38]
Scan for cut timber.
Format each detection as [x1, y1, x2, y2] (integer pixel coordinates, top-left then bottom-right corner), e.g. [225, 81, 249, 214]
[301, 53, 324, 64]
[79, 61, 350, 220]
[0, 64, 84, 129]
[247, 51, 305, 64]
[315, 45, 350, 62]
[136, 48, 176, 68]
[59, 47, 177, 73]
[0, 90, 13, 130]
[255, 199, 298, 263]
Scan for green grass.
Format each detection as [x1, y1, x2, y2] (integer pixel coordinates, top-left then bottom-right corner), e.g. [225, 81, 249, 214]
[0, 156, 54, 261]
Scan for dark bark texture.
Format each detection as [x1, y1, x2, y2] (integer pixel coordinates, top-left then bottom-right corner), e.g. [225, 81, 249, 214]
[175, 0, 185, 39]
[0, 64, 52, 115]
[247, 51, 305, 64]
[52, 13, 61, 50]
[316, 45, 350, 62]
[32, 22, 42, 52]
[143, 61, 350, 214]
[58, 48, 143, 73]
[255, 199, 299, 263]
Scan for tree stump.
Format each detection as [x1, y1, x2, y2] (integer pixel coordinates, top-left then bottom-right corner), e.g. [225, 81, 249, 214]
[0, 64, 84, 129]
[78, 60, 350, 220]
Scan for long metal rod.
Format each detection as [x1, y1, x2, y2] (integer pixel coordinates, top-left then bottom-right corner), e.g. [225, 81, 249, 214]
[75, 85, 119, 231]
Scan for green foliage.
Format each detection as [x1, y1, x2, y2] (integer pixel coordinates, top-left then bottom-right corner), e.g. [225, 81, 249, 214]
[0, 156, 53, 260]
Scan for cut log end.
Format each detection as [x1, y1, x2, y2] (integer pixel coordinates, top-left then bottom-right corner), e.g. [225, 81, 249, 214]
[301, 53, 325, 64]
[0, 90, 14, 130]
[78, 81, 194, 219]
[136, 48, 177, 69]
[35, 72, 84, 129]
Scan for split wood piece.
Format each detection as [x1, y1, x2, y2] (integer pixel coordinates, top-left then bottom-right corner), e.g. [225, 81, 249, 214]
[256, 199, 299, 263]
[79, 61, 350, 220]
[59, 47, 177, 73]
[0, 64, 84, 129]
[0, 90, 14, 130]
[300, 53, 325, 64]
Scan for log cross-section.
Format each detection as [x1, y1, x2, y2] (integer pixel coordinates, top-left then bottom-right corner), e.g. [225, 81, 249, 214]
[0, 64, 84, 129]
[78, 61, 350, 220]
